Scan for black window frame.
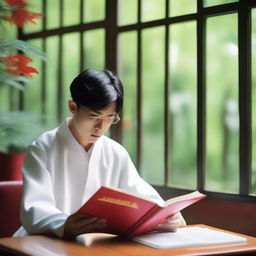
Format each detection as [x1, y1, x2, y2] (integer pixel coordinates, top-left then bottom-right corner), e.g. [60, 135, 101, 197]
[17, 0, 256, 203]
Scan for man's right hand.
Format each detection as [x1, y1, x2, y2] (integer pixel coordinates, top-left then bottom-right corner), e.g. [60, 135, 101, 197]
[63, 213, 107, 240]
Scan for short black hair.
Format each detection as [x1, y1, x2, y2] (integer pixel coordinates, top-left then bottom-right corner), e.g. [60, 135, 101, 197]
[70, 69, 123, 112]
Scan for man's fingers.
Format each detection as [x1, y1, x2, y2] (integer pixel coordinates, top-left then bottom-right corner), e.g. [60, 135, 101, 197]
[73, 217, 106, 232]
[167, 213, 180, 222]
[76, 218, 107, 235]
[74, 216, 99, 225]
[80, 218, 106, 229]
[63, 214, 107, 239]
[154, 222, 178, 232]
[69, 213, 97, 222]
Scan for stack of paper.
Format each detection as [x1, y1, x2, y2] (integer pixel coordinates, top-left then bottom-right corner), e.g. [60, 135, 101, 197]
[133, 227, 247, 249]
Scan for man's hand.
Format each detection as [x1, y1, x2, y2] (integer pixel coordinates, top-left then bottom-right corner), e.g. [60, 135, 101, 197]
[150, 212, 185, 233]
[63, 213, 107, 240]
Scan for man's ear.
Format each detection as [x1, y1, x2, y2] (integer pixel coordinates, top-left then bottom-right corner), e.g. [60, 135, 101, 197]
[68, 100, 77, 114]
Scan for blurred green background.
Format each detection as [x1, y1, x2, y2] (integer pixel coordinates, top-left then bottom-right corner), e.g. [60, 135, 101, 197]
[1, 0, 255, 195]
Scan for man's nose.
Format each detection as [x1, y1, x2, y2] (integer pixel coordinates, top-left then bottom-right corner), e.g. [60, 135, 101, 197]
[94, 119, 104, 129]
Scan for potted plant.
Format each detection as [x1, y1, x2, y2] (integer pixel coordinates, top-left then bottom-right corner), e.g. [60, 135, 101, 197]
[0, 111, 47, 180]
[0, 0, 46, 180]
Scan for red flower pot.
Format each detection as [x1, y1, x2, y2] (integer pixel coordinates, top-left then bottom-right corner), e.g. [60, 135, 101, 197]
[0, 152, 25, 181]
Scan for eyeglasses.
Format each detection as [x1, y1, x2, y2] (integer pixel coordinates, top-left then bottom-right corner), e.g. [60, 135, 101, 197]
[80, 108, 120, 125]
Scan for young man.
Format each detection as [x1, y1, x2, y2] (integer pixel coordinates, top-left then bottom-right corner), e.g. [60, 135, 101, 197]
[14, 69, 185, 239]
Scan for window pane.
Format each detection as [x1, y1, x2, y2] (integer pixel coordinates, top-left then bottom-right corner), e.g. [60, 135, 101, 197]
[252, 8, 256, 195]
[204, 0, 238, 7]
[45, 36, 59, 127]
[141, 0, 165, 22]
[169, 21, 197, 189]
[84, 0, 105, 23]
[141, 26, 165, 185]
[1, 21, 17, 40]
[63, 0, 80, 26]
[0, 87, 11, 111]
[24, 39, 43, 113]
[10, 89, 20, 111]
[170, 0, 197, 17]
[83, 29, 105, 70]
[206, 14, 239, 193]
[118, 0, 138, 26]
[46, 0, 60, 30]
[63, 33, 80, 119]
[23, 0, 43, 34]
[118, 31, 137, 164]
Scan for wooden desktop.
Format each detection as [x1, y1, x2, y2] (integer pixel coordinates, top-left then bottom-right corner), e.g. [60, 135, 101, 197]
[0, 225, 255, 256]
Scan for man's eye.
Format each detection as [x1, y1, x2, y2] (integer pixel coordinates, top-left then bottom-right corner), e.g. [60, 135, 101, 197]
[89, 115, 99, 119]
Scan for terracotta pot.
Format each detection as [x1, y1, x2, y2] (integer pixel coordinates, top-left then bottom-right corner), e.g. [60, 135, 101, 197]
[0, 152, 25, 181]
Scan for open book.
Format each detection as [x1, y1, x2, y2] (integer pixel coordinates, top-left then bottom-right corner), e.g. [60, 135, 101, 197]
[76, 186, 206, 238]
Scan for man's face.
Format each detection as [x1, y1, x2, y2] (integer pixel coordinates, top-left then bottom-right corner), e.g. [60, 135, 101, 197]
[68, 101, 117, 149]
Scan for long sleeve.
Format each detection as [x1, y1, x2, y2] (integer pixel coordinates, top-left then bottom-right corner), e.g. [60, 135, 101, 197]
[20, 144, 68, 237]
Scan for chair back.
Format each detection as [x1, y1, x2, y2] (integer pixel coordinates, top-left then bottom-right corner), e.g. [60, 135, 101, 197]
[0, 181, 23, 237]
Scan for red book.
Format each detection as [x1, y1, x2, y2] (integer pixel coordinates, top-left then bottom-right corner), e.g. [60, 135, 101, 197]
[76, 186, 206, 238]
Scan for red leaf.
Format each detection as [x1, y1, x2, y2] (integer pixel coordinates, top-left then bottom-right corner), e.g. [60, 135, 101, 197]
[5, 54, 39, 78]
[3, 7, 43, 27]
[4, 0, 28, 6]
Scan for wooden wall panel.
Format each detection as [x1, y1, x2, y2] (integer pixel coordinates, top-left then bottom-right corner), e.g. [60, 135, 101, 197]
[181, 198, 256, 237]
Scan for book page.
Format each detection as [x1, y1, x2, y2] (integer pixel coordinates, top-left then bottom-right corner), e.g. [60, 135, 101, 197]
[76, 233, 117, 247]
[164, 191, 204, 206]
[133, 227, 247, 249]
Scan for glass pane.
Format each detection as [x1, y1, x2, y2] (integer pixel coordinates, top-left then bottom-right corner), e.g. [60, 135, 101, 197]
[83, 29, 105, 70]
[141, 0, 165, 22]
[45, 36, 59, 127]
[10, 89, 20, 111]
[23, 0, 43, 34]
[141, 26, 165, 185]
[170, 0, 197, 17]
[252, 9, 256, 195]
[46, 0, 60, 30]
[63, 0, 80, 26]
[204, 0, 238, 7]
[118, 31, 137, 164]
[62, 33, 80, 119]
[1, 21, 17, 40]
[24, 39, 43, 113]
[0, 87, 11, 111]
[84, 0, 105, 23]
[206, 14, 239, 193]
[169, 21, 197, 189]
[118, 0, 138, 26]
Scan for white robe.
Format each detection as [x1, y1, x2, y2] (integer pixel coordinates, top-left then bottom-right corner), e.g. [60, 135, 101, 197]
[13, 118, 166, 237]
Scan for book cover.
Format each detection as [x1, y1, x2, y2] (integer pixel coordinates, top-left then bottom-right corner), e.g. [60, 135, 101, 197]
[76, 186, 206, 238]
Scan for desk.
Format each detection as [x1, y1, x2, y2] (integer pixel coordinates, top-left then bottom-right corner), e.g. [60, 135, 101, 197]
[0, 225, 255, 256]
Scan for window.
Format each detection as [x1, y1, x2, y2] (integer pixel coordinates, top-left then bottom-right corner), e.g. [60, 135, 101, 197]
[117, 0, 256, 202]
[2, 0, 255, 202]
[4, 0, 107, 128]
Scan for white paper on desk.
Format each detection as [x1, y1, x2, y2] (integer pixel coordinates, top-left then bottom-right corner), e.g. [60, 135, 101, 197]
[132, 227, 247, 249]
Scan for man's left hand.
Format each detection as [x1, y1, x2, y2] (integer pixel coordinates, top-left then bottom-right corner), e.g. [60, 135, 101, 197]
[150, 212, 186, 233]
